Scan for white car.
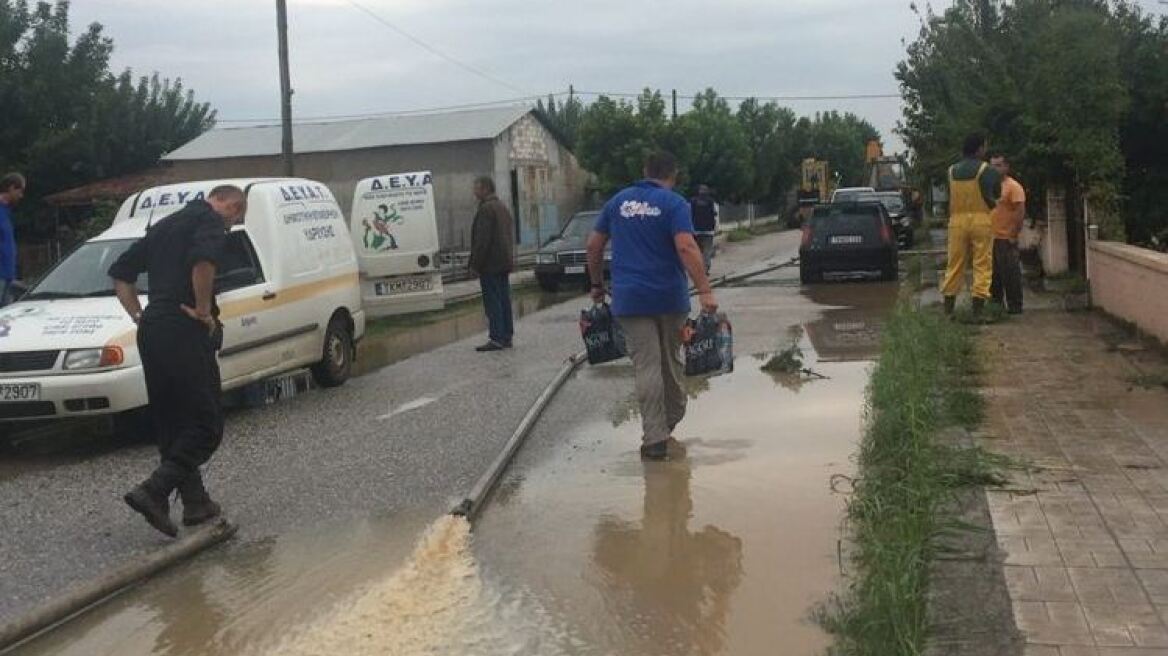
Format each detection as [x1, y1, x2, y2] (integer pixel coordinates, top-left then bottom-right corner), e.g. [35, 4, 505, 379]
[0, 177, 368, 424]
[830, 186, 877, 204]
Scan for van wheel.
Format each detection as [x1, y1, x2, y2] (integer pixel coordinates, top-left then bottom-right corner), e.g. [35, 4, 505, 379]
[312, 317, 354, 388]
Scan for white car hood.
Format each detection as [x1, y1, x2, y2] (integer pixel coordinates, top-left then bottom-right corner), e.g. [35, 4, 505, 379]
[0, 299, 137, 352]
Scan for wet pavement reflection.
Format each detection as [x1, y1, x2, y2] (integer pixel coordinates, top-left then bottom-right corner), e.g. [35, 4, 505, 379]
[355, 287, 579, 375]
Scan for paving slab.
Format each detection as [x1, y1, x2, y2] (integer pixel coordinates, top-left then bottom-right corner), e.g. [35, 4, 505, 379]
[979, 305, 1168, 652]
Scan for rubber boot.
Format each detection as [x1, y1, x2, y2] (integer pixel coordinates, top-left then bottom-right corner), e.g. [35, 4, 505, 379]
[124, 480, 178, 537]
[971, 298, 986, 322]
[179, 471, 222, 527]
[943, 296, 956, 317]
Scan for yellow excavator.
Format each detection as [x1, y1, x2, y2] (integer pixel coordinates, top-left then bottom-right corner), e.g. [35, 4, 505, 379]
[792, 158, 831, 226]
[864, 139, 923, 224]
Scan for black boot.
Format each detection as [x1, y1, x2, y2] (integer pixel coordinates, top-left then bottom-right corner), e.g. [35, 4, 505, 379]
[971, 298, 986, 320]
[943, 296, 956, 316]
[124, 481, 178, 537]
[179, 472, 221, 527]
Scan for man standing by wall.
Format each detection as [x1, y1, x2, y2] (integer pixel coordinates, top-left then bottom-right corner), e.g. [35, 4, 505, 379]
[989, 153, 1026, 314]
[690, 184, 718, 273]
[942, 133, 1001, 317]
[109, 186, 247, 537]
[0, 173, 26, 307]
[587, 151, 718, 461]
[469, 176, 516, 352]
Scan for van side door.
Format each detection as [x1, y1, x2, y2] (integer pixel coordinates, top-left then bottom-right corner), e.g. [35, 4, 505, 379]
[215, 230, 280, 384]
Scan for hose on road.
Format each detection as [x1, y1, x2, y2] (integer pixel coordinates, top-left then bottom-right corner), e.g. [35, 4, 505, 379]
[449, 255, 800, 523]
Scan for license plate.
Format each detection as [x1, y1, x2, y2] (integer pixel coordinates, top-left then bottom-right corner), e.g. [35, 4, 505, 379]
[830, 235, 864, 245]
[374, 276, 434, 296]
[564, 265, 585, 275]
[0, 383, 40, 402]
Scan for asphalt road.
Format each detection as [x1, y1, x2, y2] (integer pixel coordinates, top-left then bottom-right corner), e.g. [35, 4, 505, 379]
[0, 229, 799, 626]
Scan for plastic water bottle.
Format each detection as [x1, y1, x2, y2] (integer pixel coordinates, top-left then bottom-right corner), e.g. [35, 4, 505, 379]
[716, 313, 734, 374]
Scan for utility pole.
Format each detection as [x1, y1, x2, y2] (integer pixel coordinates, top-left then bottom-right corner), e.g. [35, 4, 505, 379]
[671, 89, 678, 120]
[569, 84, 574, 104]
[276, 0, 294, 176]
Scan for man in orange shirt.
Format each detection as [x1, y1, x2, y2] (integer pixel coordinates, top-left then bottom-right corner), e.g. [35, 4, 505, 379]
[989, 152, 1026, 314]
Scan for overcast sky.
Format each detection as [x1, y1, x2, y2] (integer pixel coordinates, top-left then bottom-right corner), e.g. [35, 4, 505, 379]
[70, 0, 1165, 154]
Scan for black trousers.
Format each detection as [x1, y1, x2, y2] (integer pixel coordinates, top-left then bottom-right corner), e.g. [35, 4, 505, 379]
[137, 313, 223, 495]
[991, 238, 1024, 312]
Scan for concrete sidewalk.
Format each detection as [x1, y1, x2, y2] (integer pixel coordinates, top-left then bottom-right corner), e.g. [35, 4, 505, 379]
[977, 304, 1168, 654]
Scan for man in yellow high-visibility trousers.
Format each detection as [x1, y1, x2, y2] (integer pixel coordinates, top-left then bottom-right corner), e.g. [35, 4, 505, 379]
[943, 133, 1002, 318]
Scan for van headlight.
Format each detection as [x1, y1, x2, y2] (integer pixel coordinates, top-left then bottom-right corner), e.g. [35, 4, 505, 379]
[536, 253, 557, 265]
[64, 346, 124, 370]
[900, 217, 911, 227]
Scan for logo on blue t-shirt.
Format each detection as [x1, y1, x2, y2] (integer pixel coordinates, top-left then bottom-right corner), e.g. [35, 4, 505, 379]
[619, 200, 663, 218]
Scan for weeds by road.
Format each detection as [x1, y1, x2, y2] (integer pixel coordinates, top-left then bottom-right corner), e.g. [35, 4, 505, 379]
[817, 303, 1007, 655]
[724, 221, 783, 243]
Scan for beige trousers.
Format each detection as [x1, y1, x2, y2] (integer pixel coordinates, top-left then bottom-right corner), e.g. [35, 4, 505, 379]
[618, 314, 688, 445]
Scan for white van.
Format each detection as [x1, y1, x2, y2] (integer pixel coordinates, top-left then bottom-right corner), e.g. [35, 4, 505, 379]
[0, 177, 365, 423]
[350, 171, 444, 316]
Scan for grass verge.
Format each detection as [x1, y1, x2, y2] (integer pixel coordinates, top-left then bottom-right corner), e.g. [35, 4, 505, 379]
[816, 302, 1008, 655]
[724, 221, 783, 243]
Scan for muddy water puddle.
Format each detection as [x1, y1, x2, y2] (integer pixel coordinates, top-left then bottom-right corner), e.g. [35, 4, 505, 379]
[11, 281, 897, 655]
[470, 303, 891, 654]
[356, 287, 579, 375]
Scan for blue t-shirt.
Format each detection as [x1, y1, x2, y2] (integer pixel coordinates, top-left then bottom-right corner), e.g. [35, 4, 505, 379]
[0, 203, 15, 282]
[595, 180, 694, 317]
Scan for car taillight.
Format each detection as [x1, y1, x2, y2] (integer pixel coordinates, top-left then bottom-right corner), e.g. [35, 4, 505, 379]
[801, 224, 812, 247]
[877, 217, 893, 245]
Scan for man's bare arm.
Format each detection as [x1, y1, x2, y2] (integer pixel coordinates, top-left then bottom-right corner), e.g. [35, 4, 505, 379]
[587, 231, 609, 302]
[114, 279, 143, 323]
[674, 233, 717, 313]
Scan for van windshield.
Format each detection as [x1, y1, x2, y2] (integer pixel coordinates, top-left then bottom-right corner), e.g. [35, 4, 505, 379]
[25, 239, 147, 300]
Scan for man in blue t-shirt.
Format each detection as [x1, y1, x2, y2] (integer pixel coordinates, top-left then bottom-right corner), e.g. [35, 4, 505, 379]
[0, 173, 26, 307]
[586, 151, 718, 460]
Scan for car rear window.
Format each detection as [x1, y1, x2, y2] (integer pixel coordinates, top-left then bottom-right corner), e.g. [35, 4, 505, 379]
[810, 204, 884, 243]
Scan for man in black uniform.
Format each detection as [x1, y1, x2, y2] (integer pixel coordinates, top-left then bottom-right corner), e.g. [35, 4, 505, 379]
[109, 185, 246, 537]
[689, 184, 718, 274]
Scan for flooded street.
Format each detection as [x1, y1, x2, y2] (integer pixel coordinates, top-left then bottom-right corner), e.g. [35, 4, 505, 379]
[8, 261, 898, 656]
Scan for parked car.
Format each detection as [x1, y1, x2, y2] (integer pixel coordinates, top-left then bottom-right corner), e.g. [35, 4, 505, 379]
[829, 186, 876, 204]
[874, 191, 913, 248]
[533, 210, 610, 292]
[0, 177, 366, 425]
[799, 201, 898, 283]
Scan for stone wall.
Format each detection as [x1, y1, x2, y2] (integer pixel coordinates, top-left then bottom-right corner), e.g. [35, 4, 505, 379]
[1088, 240, 1168, 344]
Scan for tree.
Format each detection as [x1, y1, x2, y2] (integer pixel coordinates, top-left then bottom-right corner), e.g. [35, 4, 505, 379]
[736, 98, 799, 204]
[671, 89, 751, 200]
[535, 93, 585, 149]
[896, 0, 1165, 244]
[792, 111, 880, 187]
[0, 0, 215, 228]
[575, 89, 670, 194]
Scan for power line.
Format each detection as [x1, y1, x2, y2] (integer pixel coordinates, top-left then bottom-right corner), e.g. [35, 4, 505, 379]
[340, 0, 526, 95]
[215, 87, 900, 125]
[573, 89, 901, 101]
[216, 92, 567, 125]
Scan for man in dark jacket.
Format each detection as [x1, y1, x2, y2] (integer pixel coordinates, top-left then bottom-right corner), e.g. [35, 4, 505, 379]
[109, 186, 246, 537]
[689, 184, 718, 273]
[469, 176, 516, 352]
